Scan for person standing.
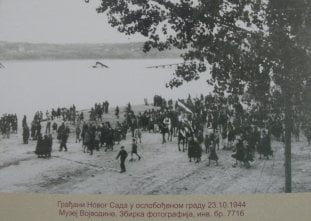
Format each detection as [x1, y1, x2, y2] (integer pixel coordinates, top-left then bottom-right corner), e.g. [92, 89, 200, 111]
[106, 101, 109, 113]
[59, 124, 69, 152]
[232, 136, 250, 167]
[52, 122, 58, 132]
[105, 126, 114, 151]
[35, 133, 44, 158]
[207, 132, 219, 166]
[95, 126, 101, 151]
[193, 137, 202, 163]
[258, 130, 273, 159]
[57, 122, 65, 140]
[46, 121, 51, 134]
[87, 125, 95, 155]
[116, 146, 128, 173]
[76, 124, 81, 143]
[47, 134, 53, 158]
[188, 136, 195, 162]
[134, 128, 142, 143]
[22, 115, 27, 129]
[23, 125, 30, 144]
[31, 121, 36, 140]
[163, 115, 172, 141]
[160, 122, 168, 144]
[130, 138, 141, 161]
[36, 122, 42, 140]
[115, 106, 120, 119]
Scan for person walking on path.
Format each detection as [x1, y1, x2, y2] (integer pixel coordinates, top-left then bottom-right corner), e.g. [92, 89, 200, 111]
[116, 146, 128, 173]
[130, 138, 141, 161]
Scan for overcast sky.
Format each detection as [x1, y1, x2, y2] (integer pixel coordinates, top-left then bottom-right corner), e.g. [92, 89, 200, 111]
[0, 0, 146, 43]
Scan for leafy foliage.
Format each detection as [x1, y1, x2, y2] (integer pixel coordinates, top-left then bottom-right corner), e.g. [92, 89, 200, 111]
[92, 0, 311, 117]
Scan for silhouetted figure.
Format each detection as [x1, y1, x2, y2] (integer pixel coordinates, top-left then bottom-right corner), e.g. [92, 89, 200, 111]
[116, 146, 128, 173]
[23, 125, 30, 144]
[130, 139, 141, 161]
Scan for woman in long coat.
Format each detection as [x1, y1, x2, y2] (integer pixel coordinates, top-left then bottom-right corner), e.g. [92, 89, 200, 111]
[86, 126, 95, 155]
[207, 133, 219, 166]
[258, 130, 273, 159]
[232, 137, 245, 166]
[35, 133, 44, 157]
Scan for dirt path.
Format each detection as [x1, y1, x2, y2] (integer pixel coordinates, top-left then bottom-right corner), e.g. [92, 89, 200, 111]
[0, 129, 310, 195]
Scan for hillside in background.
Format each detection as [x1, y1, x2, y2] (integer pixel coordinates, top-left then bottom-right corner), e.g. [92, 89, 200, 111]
[0, 41, 183, 60]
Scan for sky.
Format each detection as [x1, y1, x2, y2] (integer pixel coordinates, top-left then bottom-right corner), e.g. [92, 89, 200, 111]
[0, 0, 146, 43]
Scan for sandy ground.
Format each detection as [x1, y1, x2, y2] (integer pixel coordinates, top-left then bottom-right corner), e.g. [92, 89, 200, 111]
[0, 106, 310, 195]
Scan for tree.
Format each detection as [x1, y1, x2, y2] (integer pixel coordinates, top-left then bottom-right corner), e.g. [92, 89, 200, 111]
[88, 0, 311, 192]
[263, 0, 311, 192]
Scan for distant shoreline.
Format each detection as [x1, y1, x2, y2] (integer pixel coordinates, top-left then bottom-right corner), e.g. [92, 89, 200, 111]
[0, 57, 182, 62]
[0, 41, 184, 60]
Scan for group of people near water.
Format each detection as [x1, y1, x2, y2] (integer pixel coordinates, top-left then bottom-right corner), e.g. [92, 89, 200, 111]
[89, 101, 110, 121]
[0, 114, 18, 138]
[21, 107, 74, 158]
[2, 92, 311, 173]
[77, 121, 125, 155]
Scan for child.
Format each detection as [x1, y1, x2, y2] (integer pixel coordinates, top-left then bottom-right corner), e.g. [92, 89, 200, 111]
[134, 128, 142, 143]
[130, 138, 141, 161]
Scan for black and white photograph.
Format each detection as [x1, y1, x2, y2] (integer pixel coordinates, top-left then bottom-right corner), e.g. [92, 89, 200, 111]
[0, 0, 310, 195]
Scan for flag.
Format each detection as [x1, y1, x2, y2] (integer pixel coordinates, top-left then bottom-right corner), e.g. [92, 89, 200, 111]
[177, 100, 193, 114]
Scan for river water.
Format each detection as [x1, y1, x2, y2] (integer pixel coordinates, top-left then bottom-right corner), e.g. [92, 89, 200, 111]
[0, 59, 211, 116]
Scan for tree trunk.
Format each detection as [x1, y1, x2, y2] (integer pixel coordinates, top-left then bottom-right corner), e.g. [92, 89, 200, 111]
[284, 94, 292, 193]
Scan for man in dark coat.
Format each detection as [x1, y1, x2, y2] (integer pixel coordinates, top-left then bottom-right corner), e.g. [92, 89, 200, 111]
[57, 123, 65, 140]
[193, 137, 202, 163]
[47, 134, 53, 158]
[188, 136, 195, 162]
[35, 133, 44, 157]
[258, 130, 273, 159]
[105, 126, 114, 151]
[59, 125, 69, 152]
[204, 134, 211, 154]
[115, 106, 120, 119]
[81, 123, 88, 147]
[23, 125, 30, 144]
[36, 122, 42, 140]
[41, 134, 51, 158]
[22, 115, 27, 129]
[31, 122, 36, 140]
[86, 125, 95, 155]
[232, 136, 245, 166]
[116, 146, 128, 173]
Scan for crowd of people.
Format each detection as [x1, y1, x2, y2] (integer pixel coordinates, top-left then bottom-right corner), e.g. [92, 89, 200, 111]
[0, 114, 18, 138]
[1, 93, 311, 173]
[50, 105, 77, 122]
[78, 121, 126, 155]
[89, 101, 110, 121]
[119, 94, 299, 169]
